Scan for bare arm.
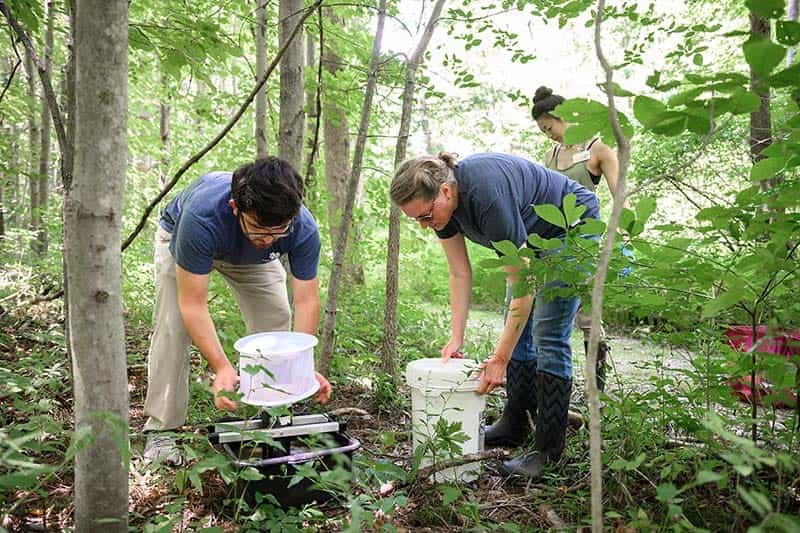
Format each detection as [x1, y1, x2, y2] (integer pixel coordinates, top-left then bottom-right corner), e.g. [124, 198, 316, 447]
[476, 264, 534, 394]
[593, 143, 627, 207]
[175, 265, 238, 410]
[291, 276, 320, 336]
[440, 233, 472, 359]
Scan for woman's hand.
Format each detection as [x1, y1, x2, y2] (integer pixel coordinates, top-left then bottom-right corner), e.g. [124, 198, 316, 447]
[441, 337, 465, 361]
[314, 372, 332, 404]
[476, 354, 509, 395]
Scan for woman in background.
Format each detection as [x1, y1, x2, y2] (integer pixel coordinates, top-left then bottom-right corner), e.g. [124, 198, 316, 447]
[532, 85, 624, 391]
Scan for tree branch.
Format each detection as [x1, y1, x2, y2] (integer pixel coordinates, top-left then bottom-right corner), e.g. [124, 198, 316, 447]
[120, 0, 322, 252]
[0, 0, 68, 187]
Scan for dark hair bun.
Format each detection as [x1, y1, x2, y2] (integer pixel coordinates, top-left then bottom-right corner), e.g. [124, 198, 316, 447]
[531, 86, 564, 120]
[533, 86, 553, 104]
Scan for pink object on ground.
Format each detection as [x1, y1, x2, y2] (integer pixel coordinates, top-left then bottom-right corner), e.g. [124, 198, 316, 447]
[725, 326, 799, 409]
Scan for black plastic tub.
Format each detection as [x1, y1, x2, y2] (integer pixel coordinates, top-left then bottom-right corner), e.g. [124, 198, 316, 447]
[216, 428, 360, 508]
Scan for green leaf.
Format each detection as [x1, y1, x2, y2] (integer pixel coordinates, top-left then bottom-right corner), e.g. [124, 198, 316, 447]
[777, 20, 800, 46]
[439, 485, 462, 505]
[745, 0, 784, 19]
[743, 37, 787, 79]
[534, 204, 566, 229]
[656, 483, 678, 502]
[633, 96, 667, 127]
[492, 239, 521, 257]
[562, 193, 586, 226]
[770, 63, 800, 88]
[580, 218, 606, 235]
[635, 197, 657, 223]
[696, 470, 725, 485]
[556, 98, 634, 147]
[727, 89, 762, 114]
[651, 111, 688, 135]
[239, 466, 265, 481]
[701, 290, 742, 318]
[737, 486, 773, 516]
[750, 156, 788, 181]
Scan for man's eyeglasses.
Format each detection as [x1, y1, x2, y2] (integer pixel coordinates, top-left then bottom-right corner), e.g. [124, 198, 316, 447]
[238, 212, 293, 239]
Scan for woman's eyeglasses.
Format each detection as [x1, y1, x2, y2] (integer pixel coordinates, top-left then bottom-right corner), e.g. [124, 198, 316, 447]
[415, 194, 439, 222]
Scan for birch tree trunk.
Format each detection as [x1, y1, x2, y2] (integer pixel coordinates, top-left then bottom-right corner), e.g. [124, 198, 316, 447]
[255, 0, 268, 158]
[381, 0, 447, 379]
[67, 0, 129, 529]
[279, 0, 304, 169]
[36, 0, 55, 255]
[588, 1, 632, 530]
[24, 46, 40, 248]
[319, 0, 387, 375]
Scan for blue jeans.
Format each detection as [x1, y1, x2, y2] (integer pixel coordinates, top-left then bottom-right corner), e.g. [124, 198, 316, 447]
[508, 281, 580, 380]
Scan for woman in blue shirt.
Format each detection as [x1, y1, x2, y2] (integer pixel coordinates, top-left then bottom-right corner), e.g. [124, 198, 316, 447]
[390, 152, 599, 479]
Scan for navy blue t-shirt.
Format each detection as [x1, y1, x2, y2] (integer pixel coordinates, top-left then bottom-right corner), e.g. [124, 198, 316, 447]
[160, 172, 321, 279]
[435, 153, 599, 249]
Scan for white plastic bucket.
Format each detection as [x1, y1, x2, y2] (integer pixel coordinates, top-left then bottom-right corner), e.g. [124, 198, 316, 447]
[234, 331, 319, 407]
[405, 358, 486, 482]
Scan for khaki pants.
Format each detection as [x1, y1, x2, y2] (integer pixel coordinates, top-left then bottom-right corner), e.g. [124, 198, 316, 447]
[143, 226, 291, 431]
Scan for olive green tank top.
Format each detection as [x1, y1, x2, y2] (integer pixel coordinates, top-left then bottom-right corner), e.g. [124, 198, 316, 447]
[544, 138, 602, 192]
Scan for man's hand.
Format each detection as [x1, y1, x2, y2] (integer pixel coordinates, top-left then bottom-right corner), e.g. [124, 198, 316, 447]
[441, 337, 465, 362]
[211, 364, 239, 411]
[315, 372, 332, 404]
[476, 354, 508, 395]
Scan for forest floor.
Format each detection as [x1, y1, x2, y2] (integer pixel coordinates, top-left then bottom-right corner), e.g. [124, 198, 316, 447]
[2, 303, 790, 532]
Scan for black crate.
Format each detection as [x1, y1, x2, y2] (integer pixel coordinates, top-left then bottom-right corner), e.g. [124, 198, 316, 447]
[217, 428, 360, 508]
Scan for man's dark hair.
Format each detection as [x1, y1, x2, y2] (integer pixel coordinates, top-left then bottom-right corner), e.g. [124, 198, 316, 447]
[531, 86, 565, 120]
[231, 157, 304, 226]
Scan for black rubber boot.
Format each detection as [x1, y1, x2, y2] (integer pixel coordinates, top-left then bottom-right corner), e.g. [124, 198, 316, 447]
[500, 372, 572, 479]
[484, 359, 537, 448]
[584, 340, 610, 392]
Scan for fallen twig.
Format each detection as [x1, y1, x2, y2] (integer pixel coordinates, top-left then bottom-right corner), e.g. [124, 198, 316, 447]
[379, 449, 509, 496]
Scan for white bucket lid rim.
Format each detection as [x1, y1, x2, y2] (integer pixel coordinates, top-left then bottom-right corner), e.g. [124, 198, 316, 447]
[405, 358, 482, 392]
[234, 331, 319, 356]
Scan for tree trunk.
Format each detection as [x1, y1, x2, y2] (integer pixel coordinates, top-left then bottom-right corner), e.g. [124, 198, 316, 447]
[278, 0, 304, 169]
[304, 30, 320, 190]
[321, 10, 364, 284]
[749, 13, 772, 184]
[68, 0, 129, 529]
[381, 0, 447, 380]
[36, 0, 55, 255]
[319, 0, 387, 375]
[24, 45, 40, 248]
[0, 155, 5, 241]
[789, 0, 798, 65]
[159, 72, 170, 188]
[10, 126, 20, 230]
[255, 0, 268, 158]
[588, 1, 633, 530]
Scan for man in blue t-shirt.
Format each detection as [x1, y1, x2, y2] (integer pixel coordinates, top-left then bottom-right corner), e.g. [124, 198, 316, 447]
[143, 157, 331, 465]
